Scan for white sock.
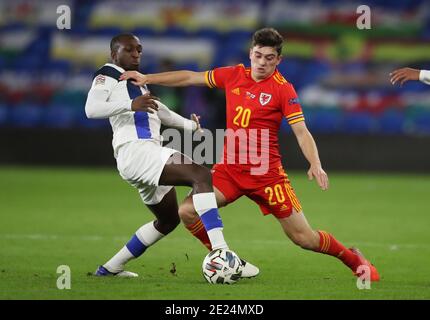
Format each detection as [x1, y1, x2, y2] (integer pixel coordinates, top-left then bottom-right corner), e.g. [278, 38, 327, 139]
[192, 193, 228, 250]
[104, 221, 164, 273]
[104, 246, 134, 273]
[207, 228, 228, 250]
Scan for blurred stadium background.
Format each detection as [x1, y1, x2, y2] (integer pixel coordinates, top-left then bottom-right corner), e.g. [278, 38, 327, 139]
[0, 0, 430, 171]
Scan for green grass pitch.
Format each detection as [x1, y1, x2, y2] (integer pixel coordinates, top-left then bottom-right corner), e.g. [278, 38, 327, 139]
[1, 166, 429, 300]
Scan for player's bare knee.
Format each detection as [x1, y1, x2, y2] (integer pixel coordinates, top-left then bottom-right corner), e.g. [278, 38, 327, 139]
[195, 165, 212, 183]
[155, 215, 180, 235]
[190, 164, 213, 190]
[178, 202, 199, 225]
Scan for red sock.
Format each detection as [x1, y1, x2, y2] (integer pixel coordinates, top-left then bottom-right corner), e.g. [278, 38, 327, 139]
[316, 230, 360, 271]
[185, 219, 212, 251]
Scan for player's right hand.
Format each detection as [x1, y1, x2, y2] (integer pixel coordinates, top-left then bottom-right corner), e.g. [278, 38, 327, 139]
[120, 71, 148, 86]
[307, 165, 329, 191]
[191, 113, 204, 133]
[390, 67, 420, 86]
[131, 93, 160, 113]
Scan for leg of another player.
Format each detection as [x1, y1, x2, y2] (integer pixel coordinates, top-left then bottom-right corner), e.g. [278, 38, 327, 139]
[99, 188, 180, 277]
[158, 153, 227, 250]
[179, 187, 260, 278]
[276, 210, 320, 250]
[277, 210, 380, 281]
[146, 187, 180, 235]
[178, 186, 228, 250]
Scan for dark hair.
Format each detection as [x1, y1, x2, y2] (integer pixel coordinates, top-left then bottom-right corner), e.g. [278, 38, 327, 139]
[251, 28, 284, 55]
[110, 33, 138, 53]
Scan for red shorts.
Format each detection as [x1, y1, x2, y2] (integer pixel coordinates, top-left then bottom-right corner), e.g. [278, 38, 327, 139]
[211, 163, 302, 219]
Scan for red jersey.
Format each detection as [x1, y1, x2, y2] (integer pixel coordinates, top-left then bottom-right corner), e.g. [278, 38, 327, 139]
[204, 64, 304, 172]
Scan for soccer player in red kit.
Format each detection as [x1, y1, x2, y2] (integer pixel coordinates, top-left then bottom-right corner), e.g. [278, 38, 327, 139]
[120, 28, 380, 282]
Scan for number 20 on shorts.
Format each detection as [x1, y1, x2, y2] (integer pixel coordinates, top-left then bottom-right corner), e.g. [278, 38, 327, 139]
[264, 184, 286, 205]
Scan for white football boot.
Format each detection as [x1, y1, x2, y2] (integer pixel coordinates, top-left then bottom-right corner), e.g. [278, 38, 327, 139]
[94, 265, 139, 278]
[239, 259, 260, 278]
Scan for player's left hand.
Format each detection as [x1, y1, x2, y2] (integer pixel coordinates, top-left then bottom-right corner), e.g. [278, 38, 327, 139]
[307, 165, 329, 191]
[191, 113, 204, 133]
[120, 71, 148, 86]
[390, 67, 420, 86]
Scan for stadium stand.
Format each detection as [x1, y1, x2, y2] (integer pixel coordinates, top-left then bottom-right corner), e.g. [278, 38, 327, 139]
[0, 0, 429, 135]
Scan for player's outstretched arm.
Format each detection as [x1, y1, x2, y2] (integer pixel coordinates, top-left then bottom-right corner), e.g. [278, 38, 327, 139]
[119, 70, 207, 87]
[156, 100, 202, 133]
[291, 121, 329, 190]
[390, 67, 430, 86]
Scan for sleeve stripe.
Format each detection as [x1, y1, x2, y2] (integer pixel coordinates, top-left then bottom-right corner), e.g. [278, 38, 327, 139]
[210, 70, 217, 87]
[288, 117, 305, 125]
[204, 71, 213, 88]
[286, 112, 303, 120]
[204, 70, 217, 88]
[287, 114, 304, 122]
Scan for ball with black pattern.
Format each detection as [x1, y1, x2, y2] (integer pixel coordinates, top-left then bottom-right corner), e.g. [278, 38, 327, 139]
[202, 249, 243, 284]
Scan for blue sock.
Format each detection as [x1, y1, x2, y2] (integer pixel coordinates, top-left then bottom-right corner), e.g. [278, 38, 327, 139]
[192, 192, 227, 250]
[104, 221, 164, 272]
[126, 234, 147, 257]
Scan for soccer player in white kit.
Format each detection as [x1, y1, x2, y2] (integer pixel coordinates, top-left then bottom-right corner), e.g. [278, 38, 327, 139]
[85, 34, 254, 277]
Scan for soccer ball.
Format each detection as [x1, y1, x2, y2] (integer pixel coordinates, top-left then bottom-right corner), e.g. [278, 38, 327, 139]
[202, 249, 243, 284]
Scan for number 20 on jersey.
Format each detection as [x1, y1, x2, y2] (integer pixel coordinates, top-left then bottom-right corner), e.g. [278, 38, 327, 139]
[233, 106, 251, 128]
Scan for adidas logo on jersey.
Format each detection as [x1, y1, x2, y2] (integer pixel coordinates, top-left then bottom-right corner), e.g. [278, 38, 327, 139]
[231, 88, 240, 95]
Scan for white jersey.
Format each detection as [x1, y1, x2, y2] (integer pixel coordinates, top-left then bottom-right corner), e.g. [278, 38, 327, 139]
[85, 63, 195, 157]
[419, 70, 430, 85]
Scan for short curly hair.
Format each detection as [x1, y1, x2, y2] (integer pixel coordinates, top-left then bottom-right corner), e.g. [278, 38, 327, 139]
[251, 28, 284, 56]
